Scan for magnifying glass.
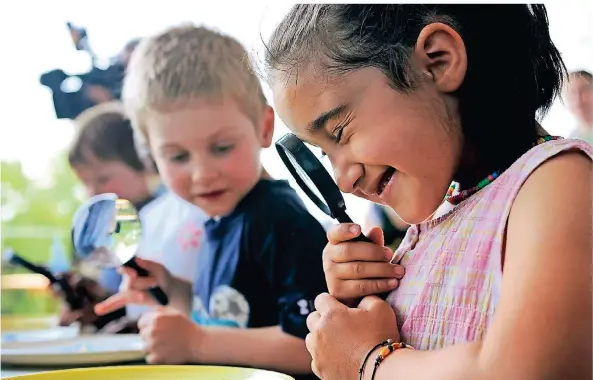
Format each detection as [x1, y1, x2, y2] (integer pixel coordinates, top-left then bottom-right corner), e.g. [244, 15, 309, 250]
[275, 133, 371, 243]
[71, 193, 169, 305]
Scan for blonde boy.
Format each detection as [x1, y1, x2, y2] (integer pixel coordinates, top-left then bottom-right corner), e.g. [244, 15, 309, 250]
[96, 25, 328, 379]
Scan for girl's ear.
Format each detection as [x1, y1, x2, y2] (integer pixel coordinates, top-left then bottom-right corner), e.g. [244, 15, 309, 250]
[414, 23, 467, 93]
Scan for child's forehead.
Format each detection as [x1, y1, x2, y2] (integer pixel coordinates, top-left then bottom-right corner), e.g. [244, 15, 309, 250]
[147, 98, 258, 139]
[72, 156, 127, 174]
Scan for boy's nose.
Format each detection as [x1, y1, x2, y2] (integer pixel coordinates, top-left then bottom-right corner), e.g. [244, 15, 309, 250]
[190, 163, 218, 184]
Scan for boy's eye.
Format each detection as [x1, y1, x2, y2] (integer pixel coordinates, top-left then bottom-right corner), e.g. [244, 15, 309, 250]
[96, 175, 110, 185]
[170, 152, 189, 163]
[211, 144, 235, 155]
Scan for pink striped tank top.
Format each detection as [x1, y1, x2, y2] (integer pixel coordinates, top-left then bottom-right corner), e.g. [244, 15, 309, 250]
[386, 138, 593, 350]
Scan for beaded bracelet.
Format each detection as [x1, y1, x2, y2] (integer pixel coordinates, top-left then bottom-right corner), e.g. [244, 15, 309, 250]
[369, 339, 415, 380]
[359, 340, 390, 380]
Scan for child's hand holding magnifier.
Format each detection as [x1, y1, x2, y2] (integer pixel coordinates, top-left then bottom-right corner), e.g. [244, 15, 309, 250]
[324, 224, 404, 305]
[276, 134, 405, 305]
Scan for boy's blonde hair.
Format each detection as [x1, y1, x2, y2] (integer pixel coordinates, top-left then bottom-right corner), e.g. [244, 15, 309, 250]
[123, 24, 267, 142]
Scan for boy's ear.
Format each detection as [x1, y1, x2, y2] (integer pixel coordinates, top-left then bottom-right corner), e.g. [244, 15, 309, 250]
[259, 106, 275, 148]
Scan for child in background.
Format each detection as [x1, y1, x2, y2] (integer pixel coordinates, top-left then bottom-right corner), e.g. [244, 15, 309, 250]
[265, 4, 591, 380]
[565, 70, 593, 145]
[95, 25, 336, 379]
[61, 102, 207, 330]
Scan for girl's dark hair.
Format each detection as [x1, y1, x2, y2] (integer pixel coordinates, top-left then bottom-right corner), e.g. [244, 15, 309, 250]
[265, 5, 566, 173]
[68, 108, 145, 172]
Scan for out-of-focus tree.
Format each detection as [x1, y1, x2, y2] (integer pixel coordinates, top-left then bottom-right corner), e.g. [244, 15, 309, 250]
[1, 150, 83, 316]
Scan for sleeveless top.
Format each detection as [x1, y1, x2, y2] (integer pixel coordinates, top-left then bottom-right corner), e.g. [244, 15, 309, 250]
[386, 138, 593, 350]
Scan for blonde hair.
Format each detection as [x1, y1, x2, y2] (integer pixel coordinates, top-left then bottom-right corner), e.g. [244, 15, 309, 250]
[123, 24, 267, 142]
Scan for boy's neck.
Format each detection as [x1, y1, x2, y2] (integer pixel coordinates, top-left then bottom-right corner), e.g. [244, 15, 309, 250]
[260, 167, 273, 180]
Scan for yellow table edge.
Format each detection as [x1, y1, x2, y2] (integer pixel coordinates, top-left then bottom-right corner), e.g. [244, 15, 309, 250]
[7, 365, 295, 379]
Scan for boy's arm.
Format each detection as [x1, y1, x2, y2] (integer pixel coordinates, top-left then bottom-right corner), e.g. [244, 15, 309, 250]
[196, 325, 311, 374]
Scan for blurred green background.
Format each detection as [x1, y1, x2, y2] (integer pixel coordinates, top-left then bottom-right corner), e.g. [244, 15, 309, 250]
[1, 151, 82, 316]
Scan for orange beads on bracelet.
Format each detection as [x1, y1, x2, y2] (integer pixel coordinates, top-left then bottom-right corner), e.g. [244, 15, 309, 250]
[375, 339, 414, 365]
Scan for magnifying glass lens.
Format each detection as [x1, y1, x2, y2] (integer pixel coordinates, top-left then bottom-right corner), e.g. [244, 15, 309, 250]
[285, 150, 327, 205]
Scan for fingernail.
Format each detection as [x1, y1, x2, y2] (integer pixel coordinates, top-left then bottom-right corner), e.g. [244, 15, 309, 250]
[349, 225, 360, 234]
[394, 265, 405, 276]
[384, 247, 394, 260]
[388, 279, 398, 287]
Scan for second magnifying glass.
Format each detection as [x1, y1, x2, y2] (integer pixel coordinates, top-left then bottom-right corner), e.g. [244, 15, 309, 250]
[71, 193, 169, 305]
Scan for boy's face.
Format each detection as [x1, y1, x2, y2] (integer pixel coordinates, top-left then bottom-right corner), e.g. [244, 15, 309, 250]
[73, 155, 150, 205]
[147, 98, 274, 217]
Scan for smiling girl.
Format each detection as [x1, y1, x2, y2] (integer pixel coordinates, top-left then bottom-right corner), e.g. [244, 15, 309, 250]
[265, 5, 591, 380]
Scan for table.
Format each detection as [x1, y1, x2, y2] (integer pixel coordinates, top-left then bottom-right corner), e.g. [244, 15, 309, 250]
[1, 361, 146, 378]
[1, 367, 50, 378]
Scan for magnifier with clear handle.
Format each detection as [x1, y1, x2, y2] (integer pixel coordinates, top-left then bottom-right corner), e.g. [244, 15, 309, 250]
[71, 193, 169, 305]
[275, 133, 372, 243]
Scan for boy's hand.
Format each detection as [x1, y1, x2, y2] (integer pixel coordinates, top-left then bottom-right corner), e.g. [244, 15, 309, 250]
[324, 224, 405, 302]
[138, 307, 205, 364]
[94, 258, 173, 315]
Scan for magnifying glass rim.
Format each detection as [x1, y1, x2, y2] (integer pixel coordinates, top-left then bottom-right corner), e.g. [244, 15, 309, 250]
[275, 133, 347, 219]
[71, 193, 140, 266]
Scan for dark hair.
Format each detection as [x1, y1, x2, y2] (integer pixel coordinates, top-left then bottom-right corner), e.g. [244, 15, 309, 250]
[68, 107, 145, 171]
[265, 5, 566, 173]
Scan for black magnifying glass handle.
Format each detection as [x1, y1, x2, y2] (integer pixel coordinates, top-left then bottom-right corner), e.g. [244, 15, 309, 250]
[122, 258, 169, 305]
[7, 253, 85, 309]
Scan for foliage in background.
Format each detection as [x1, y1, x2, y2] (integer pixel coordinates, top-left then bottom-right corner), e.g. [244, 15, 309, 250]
[1, 150, 82, 316]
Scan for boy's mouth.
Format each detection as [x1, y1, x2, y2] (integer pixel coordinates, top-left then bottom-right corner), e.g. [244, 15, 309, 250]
[377, 167, 396, 196]
[195, 190, 227, 200]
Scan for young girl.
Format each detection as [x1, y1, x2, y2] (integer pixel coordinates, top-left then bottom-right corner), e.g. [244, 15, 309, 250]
[265, 5, 591, 380]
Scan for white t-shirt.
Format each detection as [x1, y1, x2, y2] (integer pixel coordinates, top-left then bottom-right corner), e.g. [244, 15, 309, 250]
[125, 192, 208, 319]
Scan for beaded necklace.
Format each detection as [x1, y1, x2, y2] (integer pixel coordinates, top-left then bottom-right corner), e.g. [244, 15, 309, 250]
[445, 135, 562, 205]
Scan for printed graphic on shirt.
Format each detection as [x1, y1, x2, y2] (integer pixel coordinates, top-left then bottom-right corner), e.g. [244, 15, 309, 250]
[191, 285, 250, 328]
[177, 221, 204, 252]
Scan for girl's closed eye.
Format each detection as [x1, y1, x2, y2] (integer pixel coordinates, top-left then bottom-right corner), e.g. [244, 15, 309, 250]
[332, 115, 353, 144]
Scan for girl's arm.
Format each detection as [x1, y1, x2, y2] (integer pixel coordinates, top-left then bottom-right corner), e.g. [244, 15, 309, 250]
[369, 151, 592, 380]
[196, 325, 312, 374]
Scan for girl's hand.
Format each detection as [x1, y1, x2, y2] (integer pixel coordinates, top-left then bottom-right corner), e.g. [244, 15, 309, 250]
[306, 294, 399, 380]
[324, 224, 405, 302]
[138, 307, 206, 364]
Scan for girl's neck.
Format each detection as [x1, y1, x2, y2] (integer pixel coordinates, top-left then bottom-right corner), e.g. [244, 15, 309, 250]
[455, 122, 549, 189]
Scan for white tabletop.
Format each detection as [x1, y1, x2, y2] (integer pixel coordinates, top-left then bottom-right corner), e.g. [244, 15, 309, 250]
[1, 368, 46, 378]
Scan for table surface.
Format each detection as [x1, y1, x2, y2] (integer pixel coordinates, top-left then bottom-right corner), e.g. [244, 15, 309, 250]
[2, 368, 47, 378]
[1, 362, 146, 378]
